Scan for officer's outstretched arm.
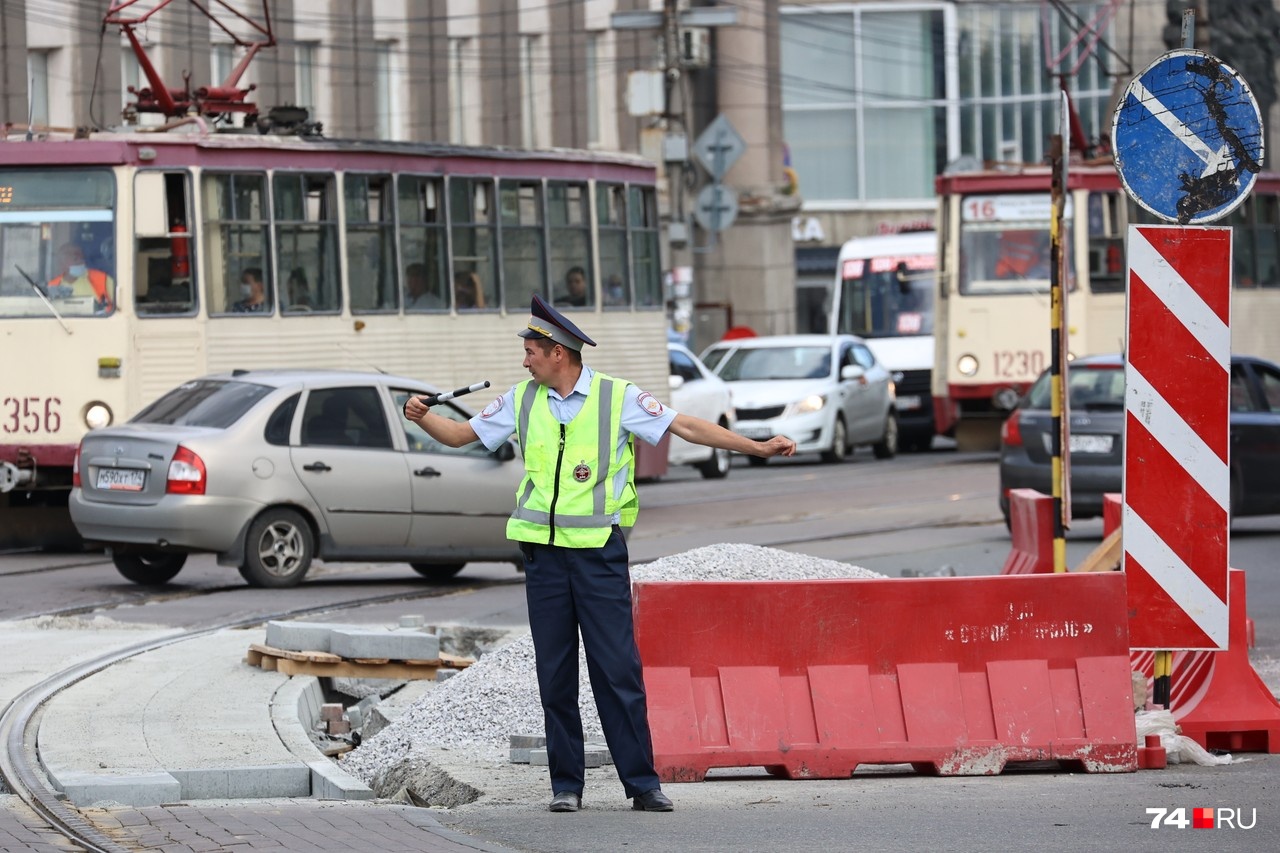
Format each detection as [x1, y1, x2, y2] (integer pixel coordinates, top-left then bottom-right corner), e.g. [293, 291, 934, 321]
[668, 413, 796, 458]
[404, 396, 481, 448]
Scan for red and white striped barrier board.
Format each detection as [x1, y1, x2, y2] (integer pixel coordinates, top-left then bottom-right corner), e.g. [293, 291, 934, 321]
[1124, 225, 1230, 651]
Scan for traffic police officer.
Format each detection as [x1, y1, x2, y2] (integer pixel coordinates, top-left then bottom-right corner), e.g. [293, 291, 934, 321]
[403, 295, 796, 813]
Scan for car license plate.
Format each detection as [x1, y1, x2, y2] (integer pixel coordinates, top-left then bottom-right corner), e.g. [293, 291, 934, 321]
[1070, 434, 1112, 454]
[736, 426, 773, 440]
[894, 394, 922, 412]
[96, 467, 146, 491]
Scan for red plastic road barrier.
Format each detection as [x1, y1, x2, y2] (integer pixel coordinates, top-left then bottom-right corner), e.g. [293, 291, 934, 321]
[1001, 488, 1054, 574]
[1131, 569, 1280, 753]
[1103, 492, 1122, 537]
[633, 573, 1137, 780]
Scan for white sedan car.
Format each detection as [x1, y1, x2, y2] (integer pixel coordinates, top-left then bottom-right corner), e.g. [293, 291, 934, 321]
[666, 343, 736, 478]
[699, 334, 897, 464]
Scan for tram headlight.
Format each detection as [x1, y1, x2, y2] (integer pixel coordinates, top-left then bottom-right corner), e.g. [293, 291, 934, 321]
[84, 403, 113, 430]
[956, 354, 979, 377]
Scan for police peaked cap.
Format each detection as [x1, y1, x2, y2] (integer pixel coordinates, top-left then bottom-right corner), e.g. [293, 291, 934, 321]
[517, 294, 597, 351]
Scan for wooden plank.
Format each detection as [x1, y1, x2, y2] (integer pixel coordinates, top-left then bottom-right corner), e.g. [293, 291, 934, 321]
[272, 657, 442, 680]
[1073, 528, 1123, 573]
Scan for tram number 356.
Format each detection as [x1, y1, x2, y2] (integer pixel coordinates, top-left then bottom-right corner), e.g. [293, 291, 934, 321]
[2, 397, 61, 434]
[993, 350, 1045, 380]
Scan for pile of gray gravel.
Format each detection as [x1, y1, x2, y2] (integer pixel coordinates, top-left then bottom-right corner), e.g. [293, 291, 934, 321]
[340, 543, 885, 786]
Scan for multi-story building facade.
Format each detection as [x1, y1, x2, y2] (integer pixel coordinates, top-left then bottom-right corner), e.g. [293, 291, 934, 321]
[3, 1, 1276, 347]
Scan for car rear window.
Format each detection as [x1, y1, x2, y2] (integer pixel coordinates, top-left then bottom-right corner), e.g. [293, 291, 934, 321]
[132, 380, 273, 428]
[1025, 366, 1125, 411]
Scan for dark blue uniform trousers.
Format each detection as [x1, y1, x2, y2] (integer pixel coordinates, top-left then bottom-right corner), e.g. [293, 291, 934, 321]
[521, 526, 661, 798]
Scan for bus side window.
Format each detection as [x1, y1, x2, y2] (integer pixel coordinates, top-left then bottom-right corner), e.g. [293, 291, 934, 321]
[134, 170, 196, 315]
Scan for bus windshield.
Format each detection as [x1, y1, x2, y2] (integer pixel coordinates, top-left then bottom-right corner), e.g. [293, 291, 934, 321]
[0, 169, 116, 319]
[835, 253, 935, 338]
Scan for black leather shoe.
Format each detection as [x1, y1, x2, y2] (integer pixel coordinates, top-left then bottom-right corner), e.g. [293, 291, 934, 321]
[549, 791, 581, 812]
[632, 789, 674, 811]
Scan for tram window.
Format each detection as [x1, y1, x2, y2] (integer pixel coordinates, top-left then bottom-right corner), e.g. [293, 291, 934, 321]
[500, 180, 545, 311]
[397, 175, 448, 312]
[548, 182, 593, 309]
[450, 178, 496, 310]
[274, 173, 340, 314]
[629, 186, 661, 307]
[346, 174, 397, 313]
[597, 184, 630, 307]
[135, 171, 196, 315]
[203, 173, 272, 315]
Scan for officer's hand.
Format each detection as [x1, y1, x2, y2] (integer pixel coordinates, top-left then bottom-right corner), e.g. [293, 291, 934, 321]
[403, 395, 429, 421]
[761, 436, 797, 457]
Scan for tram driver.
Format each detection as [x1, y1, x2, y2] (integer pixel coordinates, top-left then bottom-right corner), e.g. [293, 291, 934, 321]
[48, 242, 115, 313]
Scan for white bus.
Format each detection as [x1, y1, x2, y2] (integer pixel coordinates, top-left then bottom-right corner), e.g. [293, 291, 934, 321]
[0, 127, 669, 548]
[831, 230, 938, 451]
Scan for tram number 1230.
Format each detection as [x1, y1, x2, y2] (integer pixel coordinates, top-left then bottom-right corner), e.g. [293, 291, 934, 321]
[2, 397, 62, 434]
[993, 350, 1045, 380]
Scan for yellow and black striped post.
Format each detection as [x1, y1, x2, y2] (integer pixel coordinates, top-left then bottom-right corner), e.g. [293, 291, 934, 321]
[1048, 132, 1068, 573]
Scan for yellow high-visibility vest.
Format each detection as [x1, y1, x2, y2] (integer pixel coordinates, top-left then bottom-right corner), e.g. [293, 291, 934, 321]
[506, 371, 638, 547]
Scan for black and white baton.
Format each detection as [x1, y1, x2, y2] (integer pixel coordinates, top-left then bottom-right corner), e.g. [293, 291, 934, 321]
[404, 380, 491, 418]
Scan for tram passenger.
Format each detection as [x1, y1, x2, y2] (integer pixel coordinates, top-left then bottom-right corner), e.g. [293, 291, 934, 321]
[454, 270, 486, 309]
[405, 263, 443, 310]
[233, 268, 269, 313]
[555, 265, 589, 307]
[402, 296, 797, 814]
[48, 242, 114, 312]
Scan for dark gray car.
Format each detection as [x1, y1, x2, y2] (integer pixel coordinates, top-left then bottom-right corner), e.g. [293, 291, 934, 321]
[70, 369, 523, 587]
[998, 353, 1280, 527]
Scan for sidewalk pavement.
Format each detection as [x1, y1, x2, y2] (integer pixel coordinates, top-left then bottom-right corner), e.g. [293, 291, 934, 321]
[0, 622, 517, 852]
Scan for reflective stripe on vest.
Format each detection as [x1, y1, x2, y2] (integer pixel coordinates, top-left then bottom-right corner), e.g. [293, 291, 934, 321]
[506, 372, 637, 548]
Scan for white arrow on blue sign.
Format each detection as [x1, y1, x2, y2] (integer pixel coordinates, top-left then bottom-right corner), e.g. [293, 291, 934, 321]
[1112, 48, 1265, 225]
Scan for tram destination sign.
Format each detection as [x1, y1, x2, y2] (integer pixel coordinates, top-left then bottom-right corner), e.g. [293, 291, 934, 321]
[1113, 49, 1264, 225]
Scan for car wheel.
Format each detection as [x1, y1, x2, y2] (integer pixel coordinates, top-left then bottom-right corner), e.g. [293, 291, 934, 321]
[697, 422, 733, 479]
[821, 417, 849, 464]
[410, 562, 465, 581]
[873, 412, 899, 459]
[239, 508, 314, 588]
[112, 552, 186, 585]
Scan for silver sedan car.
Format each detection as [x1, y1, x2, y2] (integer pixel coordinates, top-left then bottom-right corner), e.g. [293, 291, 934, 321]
[69, 369, 523, 587]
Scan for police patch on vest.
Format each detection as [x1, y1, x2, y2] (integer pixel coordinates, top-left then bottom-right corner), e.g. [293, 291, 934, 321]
[637, 391, 664, 416]
[480, 396, 504, 419]
[573, 462, 591, 482]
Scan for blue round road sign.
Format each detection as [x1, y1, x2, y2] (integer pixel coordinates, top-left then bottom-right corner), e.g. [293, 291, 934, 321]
[1112, 49, 1264, 224]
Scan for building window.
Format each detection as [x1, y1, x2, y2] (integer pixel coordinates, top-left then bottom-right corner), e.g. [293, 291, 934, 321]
[211, 43, 234, 85]
[449, 38, 480, 144]
[519, 34, 550, 150]
[296, 42, 318, 112]
[781, 5, 946, 204]
[27, 51, 50, 126]
[781, 3, 1113, 206]
[272, 173, 341, 313]
[346, 174, 397, 313]
[499, 179, 545, 310]
[375, 41, 399, 140]
[585, 34, 600, 147]
[956, 3, 1114, 164]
